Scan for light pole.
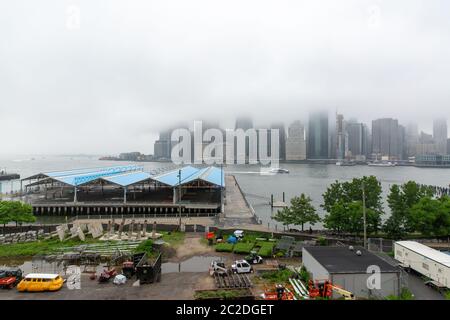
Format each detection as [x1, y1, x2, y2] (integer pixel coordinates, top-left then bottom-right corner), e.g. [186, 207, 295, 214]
[362, 181, 367, 250]
[178, 169, 182, 228]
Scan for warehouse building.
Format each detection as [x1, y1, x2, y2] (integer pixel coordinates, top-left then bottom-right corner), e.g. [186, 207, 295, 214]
[302, 246, 401, 299]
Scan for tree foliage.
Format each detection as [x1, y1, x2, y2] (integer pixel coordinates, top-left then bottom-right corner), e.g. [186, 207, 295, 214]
[273, 193, 320, 231]
[322, 176, 383, 234]
[383, 181, 435, 238]
[0, 201, 36, 226]
[409, 196, 450, 236]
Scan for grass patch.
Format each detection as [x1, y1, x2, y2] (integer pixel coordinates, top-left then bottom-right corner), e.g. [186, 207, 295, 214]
[0, 237, 102, 257]
[257, 242, 275, 257]
[386, 288, 415, 300]
[233, 242, 254, 254]
[133, 239, 154, 256]
[261, 269, 295, 283]
[160, 231, 185, 248]
[215, 243, 234, 252]
[194, 289, 251, 300]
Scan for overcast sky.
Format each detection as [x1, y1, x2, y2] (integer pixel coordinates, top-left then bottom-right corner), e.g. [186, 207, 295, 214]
[1, 0, 449, 155]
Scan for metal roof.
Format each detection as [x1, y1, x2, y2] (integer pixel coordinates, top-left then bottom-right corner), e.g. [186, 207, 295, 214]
[395, 241, 450, 268]
[24, 165, 224, 188]
[152, 166, 225, 187]
[101, 171, 152, 187]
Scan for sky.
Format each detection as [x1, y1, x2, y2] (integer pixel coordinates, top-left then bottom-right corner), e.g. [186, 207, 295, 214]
[1, 0, 449, 155]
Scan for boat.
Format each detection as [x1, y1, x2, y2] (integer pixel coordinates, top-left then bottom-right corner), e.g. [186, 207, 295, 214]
[367, 161, 396, 167]
[336, 161, 356, 166]
[269, 168, 289, 174]
[0, 169, 20, 181]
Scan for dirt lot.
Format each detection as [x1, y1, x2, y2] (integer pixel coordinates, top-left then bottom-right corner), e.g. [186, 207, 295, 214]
[0, 233, 299, 300]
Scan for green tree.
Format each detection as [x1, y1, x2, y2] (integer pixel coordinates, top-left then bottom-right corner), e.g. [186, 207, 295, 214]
[410, 196, 450, 236]
[273, 194, 320, 231]
[273, 207, 293, 230]
[322, 176, 383, 234]
[289, 194, 320, 231]
[0, 201, 35, 227]
[0, 201, 12, 227]
[384, 181, 435, 238]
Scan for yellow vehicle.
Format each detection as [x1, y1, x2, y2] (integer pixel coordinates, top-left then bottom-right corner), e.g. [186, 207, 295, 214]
[17, 273, 64, 292]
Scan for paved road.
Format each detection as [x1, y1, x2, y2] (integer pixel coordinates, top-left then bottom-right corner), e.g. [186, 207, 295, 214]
[407, 272, 445, 300]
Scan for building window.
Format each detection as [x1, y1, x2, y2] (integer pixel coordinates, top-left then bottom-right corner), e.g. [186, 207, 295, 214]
[396, 250, 402, 257]
[422, 263, 429, 270]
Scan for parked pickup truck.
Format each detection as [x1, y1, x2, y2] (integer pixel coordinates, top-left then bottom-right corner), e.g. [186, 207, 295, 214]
[0, 268, 23, 289]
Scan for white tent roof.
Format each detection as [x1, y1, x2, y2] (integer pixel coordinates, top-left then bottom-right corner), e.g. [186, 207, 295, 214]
[396, 241, 450, 268]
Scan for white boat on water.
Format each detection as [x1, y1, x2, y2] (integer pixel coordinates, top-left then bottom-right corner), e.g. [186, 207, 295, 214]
[368, 161, 396, 167]
[269, 167, 290, 174]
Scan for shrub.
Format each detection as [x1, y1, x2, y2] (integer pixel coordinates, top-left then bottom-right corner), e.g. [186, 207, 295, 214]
[261, 269, 295, 283]
[233, 242, 254, 254]
[317, 236, 327, 246]
[386, 288, 414, 300]
[215, 243, 234, 252]
[134, 239, 154, 255]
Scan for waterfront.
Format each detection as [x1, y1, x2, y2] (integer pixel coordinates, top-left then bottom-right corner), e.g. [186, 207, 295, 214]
[1, 155, 450, 229]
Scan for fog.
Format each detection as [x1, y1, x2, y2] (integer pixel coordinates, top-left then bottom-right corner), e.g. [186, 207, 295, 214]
[1, 0, 449, 154]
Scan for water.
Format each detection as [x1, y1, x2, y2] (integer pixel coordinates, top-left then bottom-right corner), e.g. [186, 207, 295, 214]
[1, 155, 450, 229]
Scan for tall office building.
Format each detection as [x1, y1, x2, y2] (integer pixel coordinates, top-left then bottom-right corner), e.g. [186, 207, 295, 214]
[347, 122, 368, 160]
[270, 122, 286, 161]
[335, 114, 346, 160]
[286, 121, 306, 161]
[416, 131, 436, 155]
[371, 118, 403, 160]
[307, 111, 329, 159]
[154, 129, 172, 159]
[433, 119, 448, 155]
[234, 117, 254, 163]
[405, 123, 419, 157]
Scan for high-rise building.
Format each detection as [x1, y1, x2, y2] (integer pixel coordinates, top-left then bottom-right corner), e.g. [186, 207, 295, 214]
[416, 131, 436, 155]
[307, 111, 329, 160]
[433, 119, 448, 155]
[347, 122, 368, 160]
[286, 121, 306, 161]
[154, 129, 172, 159]
[234, 117, 254, 163]
[405, 123, 419, 157]
[371, 118, 403, 160]
[270, 122, 286, 161]
[335, 114, 346, 160]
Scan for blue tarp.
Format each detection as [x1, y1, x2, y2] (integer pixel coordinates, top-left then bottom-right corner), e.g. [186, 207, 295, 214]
[227, 236, 238, 244]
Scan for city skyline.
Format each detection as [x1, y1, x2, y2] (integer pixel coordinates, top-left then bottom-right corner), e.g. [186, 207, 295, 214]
[2, 1, 450, 154]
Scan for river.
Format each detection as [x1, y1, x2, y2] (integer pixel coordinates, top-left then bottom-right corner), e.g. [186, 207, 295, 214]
[1, 155, 449, 229]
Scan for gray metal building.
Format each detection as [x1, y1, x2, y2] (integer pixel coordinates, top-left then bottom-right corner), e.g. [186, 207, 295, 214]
[302, 246, 401, 299]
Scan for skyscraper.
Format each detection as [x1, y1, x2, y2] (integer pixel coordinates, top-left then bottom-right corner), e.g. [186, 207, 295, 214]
[154, 129, 172, 159]
[405, 123, 419, 157]
[335, 114, 346, 160]
[307, 111, 329, 159]
[347, 122, 368, 160]
[270, 122, 286, 161]
[371, 118, 403, 160]
[234, 117, 254, 163]
[433, 119, 448, 155]
[286, 121, 306, 161]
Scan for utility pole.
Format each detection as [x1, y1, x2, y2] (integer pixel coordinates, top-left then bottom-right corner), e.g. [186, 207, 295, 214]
[362, 181, 367, 250]
[220, 164, 223, 214]
[178, 169, 182, 228]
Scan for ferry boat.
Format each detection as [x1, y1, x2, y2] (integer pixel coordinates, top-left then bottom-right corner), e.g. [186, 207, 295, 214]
[336, 161, 356, 166]
[367, 161, 396, 167]
[269, 167, 290, 174]
[0, 169, 20, 181]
